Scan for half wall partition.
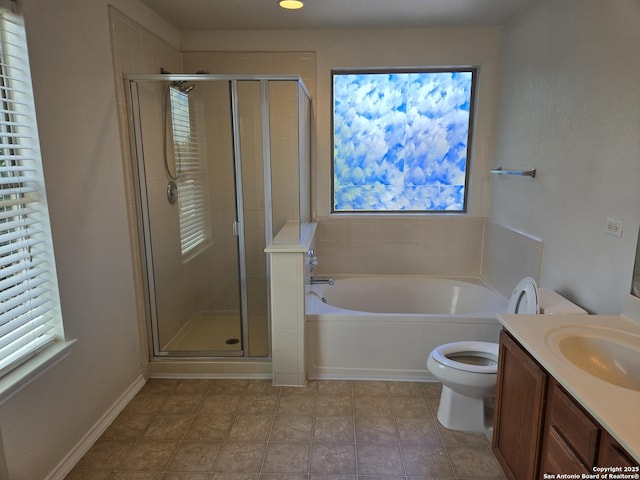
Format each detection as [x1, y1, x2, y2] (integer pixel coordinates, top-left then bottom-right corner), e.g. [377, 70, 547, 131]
[126, 74, 311, 360]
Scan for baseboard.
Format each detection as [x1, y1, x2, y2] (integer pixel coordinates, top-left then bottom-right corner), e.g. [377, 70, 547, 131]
[44, 374, 147, 480]
[307, 367, 434, 382]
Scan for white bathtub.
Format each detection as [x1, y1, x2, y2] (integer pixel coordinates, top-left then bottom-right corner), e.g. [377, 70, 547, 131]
[306, 276, 508, 381]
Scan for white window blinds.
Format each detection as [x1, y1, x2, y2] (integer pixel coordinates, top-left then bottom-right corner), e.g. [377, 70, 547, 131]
[169, 87, 210, 258]
[0, 8, 65, 379]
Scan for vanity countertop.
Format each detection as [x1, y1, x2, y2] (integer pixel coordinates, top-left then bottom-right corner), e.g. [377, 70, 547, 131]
[496, 311, 640, 463]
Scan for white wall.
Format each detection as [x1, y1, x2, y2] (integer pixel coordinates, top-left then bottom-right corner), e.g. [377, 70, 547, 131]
[0, 1, 179, 479]
[490, 0, 640, 313]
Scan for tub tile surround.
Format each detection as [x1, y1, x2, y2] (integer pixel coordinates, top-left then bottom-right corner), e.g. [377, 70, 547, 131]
[315, 217, 543, 298]
[481, 220, 543, 299]
[315, 216, 485, 277]
[66, 378, 506, 479]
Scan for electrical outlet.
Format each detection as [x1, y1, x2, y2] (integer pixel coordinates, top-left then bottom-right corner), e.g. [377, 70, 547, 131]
[605, 218, 623, 238]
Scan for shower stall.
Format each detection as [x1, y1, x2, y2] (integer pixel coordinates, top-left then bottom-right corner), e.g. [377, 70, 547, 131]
[126, 73, 311, 360]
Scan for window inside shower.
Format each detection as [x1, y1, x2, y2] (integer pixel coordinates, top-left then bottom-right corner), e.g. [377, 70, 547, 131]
[168, 86, 211, 259]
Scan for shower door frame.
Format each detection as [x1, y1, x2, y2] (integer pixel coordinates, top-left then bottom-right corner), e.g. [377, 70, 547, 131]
[126, 73, 308, 360]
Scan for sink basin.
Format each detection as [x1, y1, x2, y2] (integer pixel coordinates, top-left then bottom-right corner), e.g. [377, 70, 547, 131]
[545, 325, 640, 391]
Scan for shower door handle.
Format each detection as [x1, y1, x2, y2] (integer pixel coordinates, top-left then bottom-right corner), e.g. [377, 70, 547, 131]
[232, 221, 239, 236]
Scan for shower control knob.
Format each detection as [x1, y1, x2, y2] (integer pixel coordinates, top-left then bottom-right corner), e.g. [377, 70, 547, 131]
[167, 181, 178, 205]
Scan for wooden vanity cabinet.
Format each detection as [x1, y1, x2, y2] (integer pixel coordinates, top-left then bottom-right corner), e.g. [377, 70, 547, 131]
[539, 379, 599, 474]
[493, 330, 548, 480]
[599, 431, 637, 468]
[493, 330, 639, 480]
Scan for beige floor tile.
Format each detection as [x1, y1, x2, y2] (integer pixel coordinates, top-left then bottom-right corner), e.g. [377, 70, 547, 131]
[124, 393, 169, 415]
[211, 474, 258, 480]
[446, 445, 503, 477]
[166, 442, 221, 472]
[162, 473, 210, 480]
[316, 380, 353, 395]
[355, 416, 398, 444]
[66, 379, 509, 480]
[200, 394, 242, 415]
[390, 396, 431, 418]
[74, 440, 133, 470]
[401, 444, 454, 477]
[237, 394, 279, 415]
[356, 444, 404, 475]
[315, 395, 353, 416]
[262, 443, 310, 473]
[423, 382, 443, 399]
[395, 417, 442, 445]
[143, 414, 193, 440]
[437, 425, 489, 446]
[214, 442, 267, 473]
[353, 396, 392, 417]
[313, 416, 355, 443]
[118, 441, 179, 472]
[277, 394, 315, 415]
[269, 415, 314, 442]
[246, 379, 281, 394]
[113, 472, 163, 479]
[160, 392, 206, 414]
[388, 381, 425, 396]
[228, 415, 274, 442]
[210, 379, 250, 394]
[101, 412, 155, 441]
[260, 474, 307, 480]
[309, 443, 356, 474]
[185, 413, 234, 442]
[352, 381, 390, 396]
[65, 470, 116, 480]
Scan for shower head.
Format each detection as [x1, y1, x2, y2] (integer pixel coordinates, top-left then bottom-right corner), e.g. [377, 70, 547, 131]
[161, 68, 210, 94]
[171, 80, 195, 94]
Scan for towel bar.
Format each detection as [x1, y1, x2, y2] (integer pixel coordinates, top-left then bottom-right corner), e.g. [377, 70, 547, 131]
[490, 166, 536, 178]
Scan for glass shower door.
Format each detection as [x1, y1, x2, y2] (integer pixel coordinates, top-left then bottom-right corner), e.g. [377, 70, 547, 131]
[130, 79, 244, 356]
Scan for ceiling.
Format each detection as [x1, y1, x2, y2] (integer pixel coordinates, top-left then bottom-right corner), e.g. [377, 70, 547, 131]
[139, 0, 531, 30]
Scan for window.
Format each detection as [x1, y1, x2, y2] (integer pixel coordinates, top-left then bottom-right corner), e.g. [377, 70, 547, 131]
[332, 69, 476, 213]
[168, 87, 210, 259]
[0, 7, 71, 394]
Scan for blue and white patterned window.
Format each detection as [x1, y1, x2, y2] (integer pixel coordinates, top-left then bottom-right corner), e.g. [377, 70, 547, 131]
[332, 69, 476, 212]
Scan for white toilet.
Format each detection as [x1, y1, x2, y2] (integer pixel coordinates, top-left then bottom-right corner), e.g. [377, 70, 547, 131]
[426, 277, 586, 434]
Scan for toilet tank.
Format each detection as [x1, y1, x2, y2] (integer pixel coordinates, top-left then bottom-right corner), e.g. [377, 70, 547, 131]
[538, 288, 587, 314]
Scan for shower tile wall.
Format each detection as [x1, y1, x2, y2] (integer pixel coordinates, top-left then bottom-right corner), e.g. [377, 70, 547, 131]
[109, 8, 183, 356]
[314, 216, 486, 277]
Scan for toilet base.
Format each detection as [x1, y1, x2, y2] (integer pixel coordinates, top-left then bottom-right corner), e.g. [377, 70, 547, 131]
[436, 385, 493, 434]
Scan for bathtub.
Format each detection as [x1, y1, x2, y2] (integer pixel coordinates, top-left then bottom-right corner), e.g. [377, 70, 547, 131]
[306, 276, 508, 381]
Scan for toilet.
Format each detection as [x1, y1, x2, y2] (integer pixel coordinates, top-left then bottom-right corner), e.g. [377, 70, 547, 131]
[426, 277, 586, 434]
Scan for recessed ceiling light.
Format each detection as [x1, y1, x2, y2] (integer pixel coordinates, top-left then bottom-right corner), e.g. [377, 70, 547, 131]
[279, 0, 304, 10]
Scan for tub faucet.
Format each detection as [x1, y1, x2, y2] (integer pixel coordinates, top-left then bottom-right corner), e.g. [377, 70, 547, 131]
[306, 276, 335, 286]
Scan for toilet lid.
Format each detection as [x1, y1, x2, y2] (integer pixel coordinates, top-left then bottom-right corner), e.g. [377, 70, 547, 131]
[508, 277, 540, 314]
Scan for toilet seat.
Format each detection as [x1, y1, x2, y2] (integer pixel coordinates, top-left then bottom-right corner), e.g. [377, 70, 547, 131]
[429, 278, 540, 376]
[507, 276, 539, 314]
[430, 341, 499, 374]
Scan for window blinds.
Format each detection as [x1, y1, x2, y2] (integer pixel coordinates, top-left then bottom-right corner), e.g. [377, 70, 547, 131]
[0, 9, 64, 378]
[169, 87, 209, 257]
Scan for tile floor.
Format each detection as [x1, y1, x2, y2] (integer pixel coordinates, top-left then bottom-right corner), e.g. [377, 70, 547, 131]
[65, 379, 506, 480]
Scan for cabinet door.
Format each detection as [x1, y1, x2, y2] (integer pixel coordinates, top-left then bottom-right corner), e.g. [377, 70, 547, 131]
[493, 330, 548, 480]
[540, 380, 599, 474]
[598, 431, 639, 468]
